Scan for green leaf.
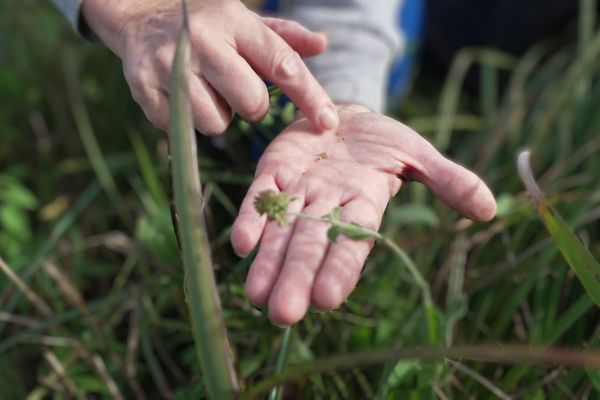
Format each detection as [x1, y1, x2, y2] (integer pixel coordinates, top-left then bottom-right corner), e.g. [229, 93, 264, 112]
[588, 368, 600, 394]
[0, 180, 37, 210]
[281, 102, 296, 124]
[327, 226, 341, 243]
[0, 206, 31, 241]
[323, 206, 342, 222]
[340, 223, 376, 241]
[494, 192, 515, 218]
[168, 2, 239, 398]
[518, 151, 600, 307]
[382, 360, 419, 389]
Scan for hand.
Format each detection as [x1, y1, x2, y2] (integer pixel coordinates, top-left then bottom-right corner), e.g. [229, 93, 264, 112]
[81, 0, 338, 134]
[231, 105, 496, 326]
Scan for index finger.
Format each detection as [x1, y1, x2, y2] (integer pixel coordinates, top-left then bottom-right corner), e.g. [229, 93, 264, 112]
[235, 19, 339, 132]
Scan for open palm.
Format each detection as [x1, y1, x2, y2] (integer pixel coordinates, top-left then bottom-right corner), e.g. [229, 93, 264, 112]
[231, 106, 496, 326]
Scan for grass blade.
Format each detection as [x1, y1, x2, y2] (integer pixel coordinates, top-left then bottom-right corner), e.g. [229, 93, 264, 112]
[268, 326, 293, 400]
[167, 1, 239, 398]
[243, 345, 600, 399]
[517, 150, 600, 307]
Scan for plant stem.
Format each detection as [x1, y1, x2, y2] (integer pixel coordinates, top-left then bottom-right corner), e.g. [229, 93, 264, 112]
[268, 326, 293, 400]
[288, 211, 438, 344]
[168, 2, 239, 397]
[382, 237, 438, 344]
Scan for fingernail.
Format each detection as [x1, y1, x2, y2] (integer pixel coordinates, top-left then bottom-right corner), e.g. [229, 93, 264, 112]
[319, 105, 339, 131]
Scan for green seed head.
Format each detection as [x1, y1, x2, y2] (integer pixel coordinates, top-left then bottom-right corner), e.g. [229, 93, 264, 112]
[254, 190, 293, 227]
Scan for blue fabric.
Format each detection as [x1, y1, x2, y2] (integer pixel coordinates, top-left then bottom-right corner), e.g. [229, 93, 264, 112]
[387, 0, 425, 102]
[261, 0, 280, 12]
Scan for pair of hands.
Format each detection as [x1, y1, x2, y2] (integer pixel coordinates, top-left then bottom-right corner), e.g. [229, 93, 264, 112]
[83, 0, 497, 326]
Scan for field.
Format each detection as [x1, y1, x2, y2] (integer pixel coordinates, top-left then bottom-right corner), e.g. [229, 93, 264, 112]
[1, 1, 600, 398]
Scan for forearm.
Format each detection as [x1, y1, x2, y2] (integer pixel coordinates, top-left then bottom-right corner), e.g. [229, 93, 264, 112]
[51, 0, 160, 54]
[80, 0, 150, 56]
[288, 0, 404, 112]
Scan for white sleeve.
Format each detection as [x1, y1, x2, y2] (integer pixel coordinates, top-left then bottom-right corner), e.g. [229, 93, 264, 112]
[50, 0, 83, 31]
[287, 0, 404, 112]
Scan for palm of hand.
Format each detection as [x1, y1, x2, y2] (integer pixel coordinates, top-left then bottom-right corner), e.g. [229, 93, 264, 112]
[232, 108, 496, 326]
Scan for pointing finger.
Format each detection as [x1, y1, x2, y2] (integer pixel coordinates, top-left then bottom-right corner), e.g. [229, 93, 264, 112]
[236, 19, 339, 132]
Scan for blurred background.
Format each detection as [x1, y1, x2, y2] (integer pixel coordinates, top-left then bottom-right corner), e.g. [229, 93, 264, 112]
[1, 0, 600, 398]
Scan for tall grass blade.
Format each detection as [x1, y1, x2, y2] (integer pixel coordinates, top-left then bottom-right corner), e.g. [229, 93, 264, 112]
[268, 326, 293, 400]
[435, 48, 515, 151]
[63, 56, 131, 224]
[0, 181, 101, 337]
[168, 1, 239, 398]
[244, 345, 600, 399]
[517, 151, 600, 307]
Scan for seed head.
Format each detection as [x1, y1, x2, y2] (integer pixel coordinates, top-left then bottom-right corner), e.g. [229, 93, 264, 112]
[254, 190, 293, 227]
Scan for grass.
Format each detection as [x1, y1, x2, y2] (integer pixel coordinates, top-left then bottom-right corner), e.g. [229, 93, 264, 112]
[1, 0, 600, 398]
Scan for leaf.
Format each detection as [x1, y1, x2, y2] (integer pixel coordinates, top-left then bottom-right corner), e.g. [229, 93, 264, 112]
[588, 368, 600, 394]
[517, 151, 600, 307]
[0, 180, 37, 210]
[327, 226, 341, 243]
[382, 360, 419, 389]
[168, 1, 239, 398]
[323, 206, 342, 222]
[0, 206, 31, 241]
[340, 223, 376, 241]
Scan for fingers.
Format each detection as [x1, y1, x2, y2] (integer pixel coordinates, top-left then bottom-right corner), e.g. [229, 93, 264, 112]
[124, 61, 170, 131]
[199, 45, 270, 123]
[140, 87, 170, 132]
[356, 115, 497, 221]
[267, 197, 340, 325]
[261, 17, 327, 57]
[236, 19, 338, 132]
[244, 191, 306, 308]
[311, 197, 380, 310]
[188, 75, 231, 135]
[411, 155, 497, 221]
[231, 174, 279, 257]
[396, 136, 496, 221]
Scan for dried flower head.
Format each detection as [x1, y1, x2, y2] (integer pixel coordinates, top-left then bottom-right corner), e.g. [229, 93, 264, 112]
[254, 190, 293, 226]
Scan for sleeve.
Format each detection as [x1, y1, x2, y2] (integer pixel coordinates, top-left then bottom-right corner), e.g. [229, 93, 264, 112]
[287, 0, 404, 113]
[50, 0, 83, 31]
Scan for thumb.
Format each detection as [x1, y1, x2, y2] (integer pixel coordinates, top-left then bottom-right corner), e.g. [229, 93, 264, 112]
[261, 17, 327, 57]
[407, 152, 497, 221]
[368, 115, 497, 221]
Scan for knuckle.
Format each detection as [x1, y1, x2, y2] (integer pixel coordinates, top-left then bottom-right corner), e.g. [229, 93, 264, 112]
[155, 48, 174, 75]
[126, 67, 153, 96]
[143, 93, 169, 131]
[272, 48, 302, 80]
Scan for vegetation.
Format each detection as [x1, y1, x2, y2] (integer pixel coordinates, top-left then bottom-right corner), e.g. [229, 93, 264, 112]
[1, 0, 600, 398]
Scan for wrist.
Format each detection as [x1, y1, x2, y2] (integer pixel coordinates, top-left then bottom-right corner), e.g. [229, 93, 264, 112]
[81, 0, 153, 56]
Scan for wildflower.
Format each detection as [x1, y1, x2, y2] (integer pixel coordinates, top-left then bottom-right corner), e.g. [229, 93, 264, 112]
[254, 190, 294, 227]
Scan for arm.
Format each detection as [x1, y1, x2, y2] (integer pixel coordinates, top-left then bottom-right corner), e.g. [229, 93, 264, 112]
[50, 0, 339, 134]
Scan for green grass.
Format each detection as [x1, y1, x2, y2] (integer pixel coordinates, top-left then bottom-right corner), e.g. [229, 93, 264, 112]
[1, 0, 600, 398]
